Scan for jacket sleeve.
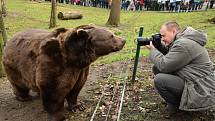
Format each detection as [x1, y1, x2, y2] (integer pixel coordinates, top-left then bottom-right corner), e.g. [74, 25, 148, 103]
[149, 43, 192, 73]
[156, 43, 169, 55]
[152, 38, 169, 55]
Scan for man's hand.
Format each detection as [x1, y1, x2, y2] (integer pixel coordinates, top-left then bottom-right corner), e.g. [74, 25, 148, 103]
[152, 33, 162, 49]
[145, 41, 155, 50]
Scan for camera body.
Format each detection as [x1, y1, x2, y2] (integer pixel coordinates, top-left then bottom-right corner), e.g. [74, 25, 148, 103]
[137, 33, 161, 46]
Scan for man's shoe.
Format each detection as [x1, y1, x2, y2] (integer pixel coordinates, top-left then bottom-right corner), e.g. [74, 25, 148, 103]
[162, 103, 180, 119]
[166, 103, 179, 115]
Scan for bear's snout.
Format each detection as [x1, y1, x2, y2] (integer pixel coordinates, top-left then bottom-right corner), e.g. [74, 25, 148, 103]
[120, 39, 126, 48]
[113, 39, 126, 51]
[122, 39, 126, 45]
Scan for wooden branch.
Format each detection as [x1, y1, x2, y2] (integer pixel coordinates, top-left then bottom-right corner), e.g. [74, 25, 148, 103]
[57, 12, 83, 20]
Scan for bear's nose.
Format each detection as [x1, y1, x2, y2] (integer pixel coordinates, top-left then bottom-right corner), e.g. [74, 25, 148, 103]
[122, 39, 126, 45]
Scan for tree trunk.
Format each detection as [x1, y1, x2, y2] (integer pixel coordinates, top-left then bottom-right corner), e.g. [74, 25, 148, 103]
[49, 0, 57, 28]
[58, 12, 83, 20]
[0, 9, 7, 48]
[106, 0, 121, 27]
[1, 0, 6, 16]
[0, 9, 7, 77]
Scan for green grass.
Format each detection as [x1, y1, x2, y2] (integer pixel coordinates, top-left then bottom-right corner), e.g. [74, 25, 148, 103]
[3, 0, 215, 66]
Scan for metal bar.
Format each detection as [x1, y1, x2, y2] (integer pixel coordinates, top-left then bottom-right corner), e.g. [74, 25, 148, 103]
[117, 68, 129, 121]
[131, 27, 144, 82]
[104, 68, 124, 121]
[90, 88, 105, 121]
[90, 74, 111, 121]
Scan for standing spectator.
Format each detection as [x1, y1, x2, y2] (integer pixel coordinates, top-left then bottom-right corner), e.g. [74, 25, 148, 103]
[100, 0, 106, 8]
[136, 0, 144, 10]
[91, 0, 96, 7]
[126, 0, 132, 10]
[181, 0, 189, 12]
[140, 0, 144, 10]
[194, 0, 201, 10]
[169, 0, 176, 11]
[161, 0, 166, 10]
[165, 0, 170, 10]
[121, 0, 127, 10]
[175, 0, 182, 12]
[192, 0, 199, 10]
[144, 0, 151, 10]
[127, 0, 136, 11]
[158, 0, 165, 10]
[198, 0, 204, 9]
[136, 0, 141, 10]
[151, 0, 158, 10]
[189, 0, 194, 11]
[210, 0, 214, 8]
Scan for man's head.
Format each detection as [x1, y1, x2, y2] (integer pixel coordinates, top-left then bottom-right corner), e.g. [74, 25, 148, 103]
[160, 21, 181, 45]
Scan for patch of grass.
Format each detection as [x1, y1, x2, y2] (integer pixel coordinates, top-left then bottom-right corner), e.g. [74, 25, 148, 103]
[3, 0, 215, 67]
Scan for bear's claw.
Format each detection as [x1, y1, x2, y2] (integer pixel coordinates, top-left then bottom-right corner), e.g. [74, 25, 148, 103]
[67, 103, 86, 112]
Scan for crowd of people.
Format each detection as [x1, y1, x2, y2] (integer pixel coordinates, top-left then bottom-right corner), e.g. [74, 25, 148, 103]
[44, 0, 214, 12]
[121, 0, 214, 11]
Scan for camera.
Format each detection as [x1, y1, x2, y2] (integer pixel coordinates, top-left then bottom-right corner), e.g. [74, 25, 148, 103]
[137, 33, 161, 46]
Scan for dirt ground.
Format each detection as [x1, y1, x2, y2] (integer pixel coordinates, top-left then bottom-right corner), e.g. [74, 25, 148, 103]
[0, 49, 215, 121]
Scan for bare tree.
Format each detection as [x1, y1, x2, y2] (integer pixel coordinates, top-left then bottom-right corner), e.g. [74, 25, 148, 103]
[0, 9, 7, 49]
[106, 0, 121, 27]
[0, 9, 7, 76]
[1, 0, 6, 16]
[49, 0, 57, 28]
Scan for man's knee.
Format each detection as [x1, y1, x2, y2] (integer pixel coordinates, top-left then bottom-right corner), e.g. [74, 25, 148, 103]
[154, 73, 166, 89]
[152, 66, 161, 75]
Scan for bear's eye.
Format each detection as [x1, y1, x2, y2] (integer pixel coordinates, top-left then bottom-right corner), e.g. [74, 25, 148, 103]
[110, 35, 114, 38]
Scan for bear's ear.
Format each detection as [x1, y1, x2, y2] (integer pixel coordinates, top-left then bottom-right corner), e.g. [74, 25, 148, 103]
[52, 28, 68, 37]
[40, 38, 61, 56]
[65, 29, 90, 43]
[76, 29, 89, 40]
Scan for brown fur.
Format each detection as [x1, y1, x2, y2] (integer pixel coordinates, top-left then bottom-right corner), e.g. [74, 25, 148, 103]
[2, 25, 125, 121]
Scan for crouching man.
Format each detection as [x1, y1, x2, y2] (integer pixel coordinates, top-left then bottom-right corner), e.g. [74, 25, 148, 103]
[145, 21, 215, 116]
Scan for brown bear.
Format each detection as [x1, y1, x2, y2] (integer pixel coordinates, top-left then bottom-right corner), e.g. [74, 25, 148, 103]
[2, 25, 125, 121]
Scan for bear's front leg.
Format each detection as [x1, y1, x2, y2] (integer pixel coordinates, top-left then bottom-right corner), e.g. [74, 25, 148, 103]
[66, 68, 89, 112]
[40, 85, 65, 121]
[66, 90, 85, 112]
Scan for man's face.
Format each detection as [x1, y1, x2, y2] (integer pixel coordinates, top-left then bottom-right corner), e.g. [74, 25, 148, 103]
[160, 25, 176, 45]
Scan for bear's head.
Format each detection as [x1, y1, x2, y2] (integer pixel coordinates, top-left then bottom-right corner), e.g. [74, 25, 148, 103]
[83, 26, 126, 56]
[42, 25, 125, 68]
[64, 25, 125, 55]
[58, 25, 125, 67]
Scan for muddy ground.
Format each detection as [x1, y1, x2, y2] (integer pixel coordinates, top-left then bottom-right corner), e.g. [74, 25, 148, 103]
[0, 49, 215, 121]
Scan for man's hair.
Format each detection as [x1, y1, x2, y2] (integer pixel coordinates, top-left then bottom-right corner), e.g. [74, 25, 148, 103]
[163, 21, 181, 32]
